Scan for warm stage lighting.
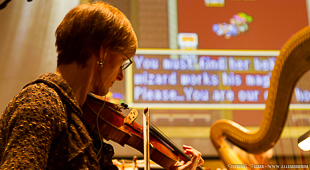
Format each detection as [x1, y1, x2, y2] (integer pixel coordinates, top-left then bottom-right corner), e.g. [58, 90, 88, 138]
[298, 129, 310, 151]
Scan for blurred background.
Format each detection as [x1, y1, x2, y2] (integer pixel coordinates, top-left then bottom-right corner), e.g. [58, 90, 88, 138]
[0, 0, 309, 169]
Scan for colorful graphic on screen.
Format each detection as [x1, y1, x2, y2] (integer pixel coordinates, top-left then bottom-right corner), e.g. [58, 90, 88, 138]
[212, 13, 253, 39]
[178, 0, 308, 50]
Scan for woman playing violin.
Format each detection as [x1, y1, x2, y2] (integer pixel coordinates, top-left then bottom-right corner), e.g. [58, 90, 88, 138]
[0, 2, 204, 170]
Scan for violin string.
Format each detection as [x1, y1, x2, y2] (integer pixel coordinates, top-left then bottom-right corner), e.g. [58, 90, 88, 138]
[149, 125, 204, 170]
[150, 122, 184, 155]
[150, 122, 178, 146]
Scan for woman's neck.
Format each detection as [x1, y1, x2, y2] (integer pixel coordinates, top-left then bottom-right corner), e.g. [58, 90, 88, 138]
[55, 62, 94, 107]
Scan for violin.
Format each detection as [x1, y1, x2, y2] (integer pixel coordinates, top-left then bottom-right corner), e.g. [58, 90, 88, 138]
[82, 93, 204, 170]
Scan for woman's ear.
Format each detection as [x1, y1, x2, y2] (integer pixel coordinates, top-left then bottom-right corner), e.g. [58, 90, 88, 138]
[99, 45, 107, 63]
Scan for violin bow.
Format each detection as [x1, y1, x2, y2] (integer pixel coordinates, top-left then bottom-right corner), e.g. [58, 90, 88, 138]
[143, 108, 150, 170]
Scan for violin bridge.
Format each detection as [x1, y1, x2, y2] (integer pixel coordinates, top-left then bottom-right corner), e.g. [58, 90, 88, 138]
[124, 108, 138, 124]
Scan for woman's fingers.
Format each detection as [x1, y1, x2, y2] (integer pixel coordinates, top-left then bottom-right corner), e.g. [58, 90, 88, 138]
[182, 145, 204, 168]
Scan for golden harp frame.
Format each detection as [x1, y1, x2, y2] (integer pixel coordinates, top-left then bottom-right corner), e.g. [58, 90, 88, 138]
[210, 26, 310, 169]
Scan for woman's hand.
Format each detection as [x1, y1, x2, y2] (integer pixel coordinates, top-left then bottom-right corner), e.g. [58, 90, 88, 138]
[173, 145, 204, 170]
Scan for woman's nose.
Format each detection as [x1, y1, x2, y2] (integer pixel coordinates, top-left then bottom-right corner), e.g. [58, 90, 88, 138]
[116, 68, 124, 81]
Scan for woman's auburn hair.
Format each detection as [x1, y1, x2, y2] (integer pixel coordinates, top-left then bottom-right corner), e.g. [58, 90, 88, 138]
[55, 2, 138, 67]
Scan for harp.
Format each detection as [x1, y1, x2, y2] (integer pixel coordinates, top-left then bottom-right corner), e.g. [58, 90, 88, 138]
[210, 26, 310, 169]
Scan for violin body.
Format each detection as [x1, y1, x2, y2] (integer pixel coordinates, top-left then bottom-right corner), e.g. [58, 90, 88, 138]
[82, 93, 189, 169]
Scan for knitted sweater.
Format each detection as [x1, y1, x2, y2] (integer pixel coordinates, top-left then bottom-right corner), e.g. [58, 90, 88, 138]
[0, 73, 118, 170]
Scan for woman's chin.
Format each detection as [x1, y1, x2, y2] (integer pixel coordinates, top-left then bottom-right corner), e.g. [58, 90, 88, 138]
[98, 90, 109, 96]
[91, 89, 108, 97]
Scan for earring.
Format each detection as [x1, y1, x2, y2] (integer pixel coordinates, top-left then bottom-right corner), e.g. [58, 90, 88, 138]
[97, 60, 103, 67]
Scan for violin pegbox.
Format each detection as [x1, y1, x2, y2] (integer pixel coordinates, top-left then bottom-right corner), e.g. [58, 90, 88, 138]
[121, 103, 129, 110]
[124, 108, 139, 124]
